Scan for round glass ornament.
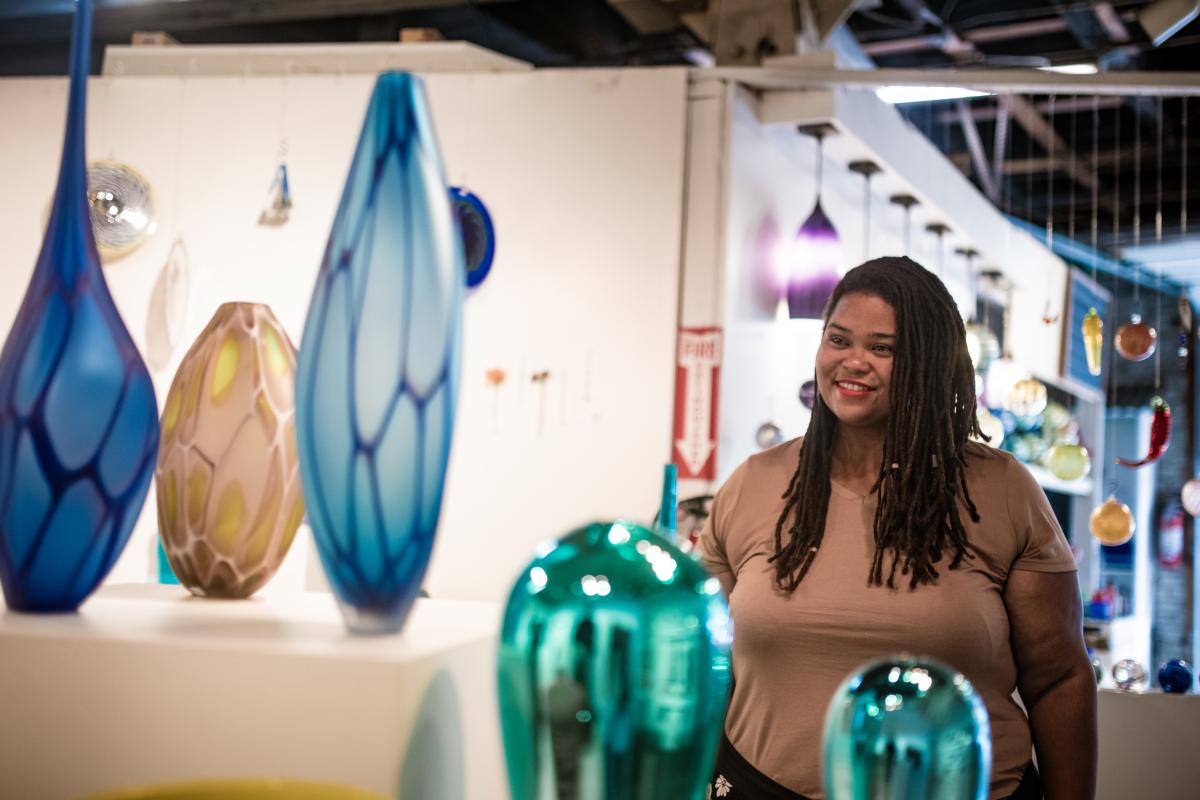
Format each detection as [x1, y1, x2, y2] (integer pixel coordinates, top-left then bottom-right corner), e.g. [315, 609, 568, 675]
[1007, 377, 1048, 417]
[1112, 659, 1148, 692]
[1181, 478, 1200, 517]
[497, 521, 732, 800]
[823, 655, 991, 800]
[1114, 315, 1157, 362]
[1090, 496, 1135, 546]
[1157, 659, 1193, 694]
[973, 408, 1006, 446]
[1043, 443, 1090, 482]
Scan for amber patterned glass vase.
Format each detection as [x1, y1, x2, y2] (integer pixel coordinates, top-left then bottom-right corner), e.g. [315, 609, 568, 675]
[156, 303, 303, 598]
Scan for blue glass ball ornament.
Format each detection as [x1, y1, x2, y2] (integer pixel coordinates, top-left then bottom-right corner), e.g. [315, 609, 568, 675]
[449, 186, 495, 289]
[990, 407, 1017, 436]
[497, 521, 732, 800]
[823, 655, 991, 800]
[1157, 659, 1193, 694]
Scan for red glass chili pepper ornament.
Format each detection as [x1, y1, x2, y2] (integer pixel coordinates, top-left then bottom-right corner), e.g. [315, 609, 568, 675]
[1116, 396, 1171, 468]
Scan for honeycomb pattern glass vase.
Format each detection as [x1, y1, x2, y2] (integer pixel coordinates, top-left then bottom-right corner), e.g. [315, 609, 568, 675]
[0, 0, 159, 613]
[497, 521, 733, 800]
[295, 72, 463, 634]
[156, 303, 303, 598]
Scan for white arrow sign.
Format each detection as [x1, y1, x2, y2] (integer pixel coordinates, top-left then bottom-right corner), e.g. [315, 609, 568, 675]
[673, 329, 721, 479]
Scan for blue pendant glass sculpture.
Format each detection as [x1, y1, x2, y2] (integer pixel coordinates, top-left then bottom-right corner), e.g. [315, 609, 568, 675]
[824, 655, 991, 800]
[0, 0, 159, 613]
[1157, 659, 1193, 694]
[295, 72, 463, 634]
[497, 521, 732, 799]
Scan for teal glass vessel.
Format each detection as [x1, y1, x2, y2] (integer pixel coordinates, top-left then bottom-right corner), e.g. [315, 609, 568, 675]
[498, 521, 732, 799]
[824, 655, 991, 800]
[295, 72, 463, 634]
[0, 0, 159, 612]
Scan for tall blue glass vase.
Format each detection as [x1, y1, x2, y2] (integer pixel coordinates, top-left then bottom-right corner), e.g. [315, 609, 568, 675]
[0, 0, 159, 613]
[498, 521, 733, 799]
[295, 73, 464, 634]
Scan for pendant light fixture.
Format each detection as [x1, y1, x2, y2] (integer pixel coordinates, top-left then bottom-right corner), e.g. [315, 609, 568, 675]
[1116, 103, 1158, 362]
[848, 159, 882, 262]
[1082, 96, 1104, 376]
[925, 222, 950, 276]
[788, 124, 843, 319]
[889, 193, 920, 256]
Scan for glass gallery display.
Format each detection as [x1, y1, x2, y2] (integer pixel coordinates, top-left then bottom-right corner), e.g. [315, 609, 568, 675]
[0, 0, 159, 612]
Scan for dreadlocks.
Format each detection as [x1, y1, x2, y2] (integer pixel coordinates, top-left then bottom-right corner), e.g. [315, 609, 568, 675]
[770, 256, 984, 591]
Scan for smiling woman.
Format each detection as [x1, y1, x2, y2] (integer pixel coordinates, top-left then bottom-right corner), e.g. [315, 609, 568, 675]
[696, 257, 1098, 800]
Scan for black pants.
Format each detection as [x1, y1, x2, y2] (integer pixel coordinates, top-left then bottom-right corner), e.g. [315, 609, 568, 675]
[708, 734, 1043, 799]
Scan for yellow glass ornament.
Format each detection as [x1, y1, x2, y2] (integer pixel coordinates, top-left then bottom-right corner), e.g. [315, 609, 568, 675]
[1090, 495, 1134, 546]
[974, 408, 1006, 446]
[1044, 443, 1090, 481]
[1008, 377, 1048, 416]
[1082, 307, 1103, 377]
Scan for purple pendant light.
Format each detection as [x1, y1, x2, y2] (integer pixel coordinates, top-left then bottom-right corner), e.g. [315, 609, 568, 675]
[788, 124, 843, 319]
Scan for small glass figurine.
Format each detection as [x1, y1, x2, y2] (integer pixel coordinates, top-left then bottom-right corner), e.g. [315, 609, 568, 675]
[1157, 659, 1193, 694]
[1082, 307, 1103, 377]
[1112, 659, 1148, 692]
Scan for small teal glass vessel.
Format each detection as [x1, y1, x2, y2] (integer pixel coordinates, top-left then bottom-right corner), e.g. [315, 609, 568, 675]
[497, 521, 732, 799]
[295, 72, 463, 634]
[0, 0, 159, 613]
[1157, 659, 1193, 694]
[824, 655, 991, 800]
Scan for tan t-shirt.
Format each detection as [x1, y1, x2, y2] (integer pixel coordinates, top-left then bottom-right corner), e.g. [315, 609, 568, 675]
[697, 438, 1077, 799]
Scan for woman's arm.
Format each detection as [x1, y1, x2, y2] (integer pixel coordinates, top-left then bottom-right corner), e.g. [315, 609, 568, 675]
[1004, 569, 1097, 800]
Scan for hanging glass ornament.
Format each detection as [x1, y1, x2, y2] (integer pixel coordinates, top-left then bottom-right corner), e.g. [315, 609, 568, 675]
[1115, 396, 1170, 468]
[788, 126, 843, 319]
[755, 421, 784, 449]
[823, 655, 991, 800]
[798, 380, 816, 410]
[964, 324, 1000, 372]
[1181, 477, 1200, 517]
[1112, 659, 1148, 692]
[1157, 659, 1193, 694]
[1043, 443, 1090, 482]
[87, 159, 157, 262]
[1090, 496, 1135, 546]
[1114, 313, 1157, 361]
[1007, 377, 1048, 417]
[257, 161, 292, 227]
[1082, 307, 1103, 376]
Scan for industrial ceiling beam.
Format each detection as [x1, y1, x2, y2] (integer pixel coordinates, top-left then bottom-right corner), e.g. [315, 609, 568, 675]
[938, 95, 1123, 123]
[1007, 93, 1098, 196]
[956, 98, 998, 201]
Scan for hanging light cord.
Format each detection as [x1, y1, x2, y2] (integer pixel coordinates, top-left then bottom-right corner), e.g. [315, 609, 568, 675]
[1133, 103, 1141, 310]
[1069, 94, 1077, 241]
[1092, 95, 1100, 283]
[1155, 95, 1164, 392]
[1047, 94, 1055, 248]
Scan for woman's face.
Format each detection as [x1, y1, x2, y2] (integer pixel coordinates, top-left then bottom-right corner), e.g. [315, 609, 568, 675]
[815, 292, 895, 434]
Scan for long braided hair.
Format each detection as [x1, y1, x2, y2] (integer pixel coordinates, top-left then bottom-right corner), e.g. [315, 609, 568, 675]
[770, 256, 984, 591]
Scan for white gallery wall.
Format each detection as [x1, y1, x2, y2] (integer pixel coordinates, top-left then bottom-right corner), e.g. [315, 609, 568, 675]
[0, 66, 690, 604]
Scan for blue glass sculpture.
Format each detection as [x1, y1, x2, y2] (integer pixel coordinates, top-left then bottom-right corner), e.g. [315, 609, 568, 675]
[497, 521, 732, 799]
[824, 655, 991, 800]
[1157, 659, 1193, 694]
[0, 0, 159, 613]
[295, 72, 463, 634]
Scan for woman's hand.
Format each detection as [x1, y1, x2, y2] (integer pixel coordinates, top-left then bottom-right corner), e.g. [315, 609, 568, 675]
[1005, 569, 1098, 800]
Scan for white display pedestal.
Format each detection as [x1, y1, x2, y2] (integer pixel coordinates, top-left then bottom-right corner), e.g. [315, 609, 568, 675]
[0, 584, 505, 800]
[1097, 689, 1200, 800]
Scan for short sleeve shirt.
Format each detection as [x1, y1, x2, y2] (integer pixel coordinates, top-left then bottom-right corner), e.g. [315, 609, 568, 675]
[696, 438, 1076, 799]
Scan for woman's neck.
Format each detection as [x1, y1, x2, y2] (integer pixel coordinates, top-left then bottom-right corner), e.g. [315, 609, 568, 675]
[830, 427, 886, 479]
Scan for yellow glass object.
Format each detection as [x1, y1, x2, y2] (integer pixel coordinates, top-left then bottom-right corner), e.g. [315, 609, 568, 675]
[1044, 443, 1090, 481]
[83, 779, 386, 800]
[1090, 495, 1135, 546]
[1082, 307, 1103, 377]
[1008, 377, 1048, 417]
[156, 303, 303, 598]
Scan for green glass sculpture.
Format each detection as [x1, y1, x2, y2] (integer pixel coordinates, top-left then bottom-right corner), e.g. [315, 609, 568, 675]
[498, 521, 732, 800]
[824, 655, 991, 800]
